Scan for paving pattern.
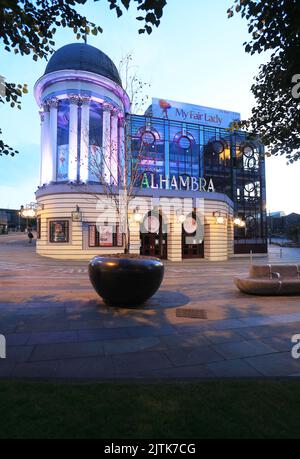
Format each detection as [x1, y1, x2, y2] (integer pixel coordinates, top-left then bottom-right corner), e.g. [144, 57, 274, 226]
[1, 233, 300, 379]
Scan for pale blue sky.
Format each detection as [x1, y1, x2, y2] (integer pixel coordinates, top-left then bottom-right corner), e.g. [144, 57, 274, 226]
[0, 0, 299, 214]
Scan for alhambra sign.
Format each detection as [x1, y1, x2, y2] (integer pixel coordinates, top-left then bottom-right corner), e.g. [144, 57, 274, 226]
[141, 173, 215, 192]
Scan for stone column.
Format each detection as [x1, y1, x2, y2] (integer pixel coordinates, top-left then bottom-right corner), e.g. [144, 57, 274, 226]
[102, 103, 111, 184]
[204, 215, 229, 261]
[227, 215, 234, 258]
[48, 98, 59, 182]
[167, 212, 182, 261]
[128, 212, 141, 255]
[39, 104, 51, 185]
[110, 108, 119, 185]
[68, 95, 79, 182]
[79, 96, 90, 183]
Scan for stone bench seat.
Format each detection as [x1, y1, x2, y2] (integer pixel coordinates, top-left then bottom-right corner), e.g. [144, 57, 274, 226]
[234, 264, 300, 295]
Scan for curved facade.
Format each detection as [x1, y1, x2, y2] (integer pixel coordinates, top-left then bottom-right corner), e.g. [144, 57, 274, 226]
[34, 43, 266, 261]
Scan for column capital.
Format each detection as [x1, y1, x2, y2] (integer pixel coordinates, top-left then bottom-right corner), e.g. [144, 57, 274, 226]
[103, 102, 112, 113]
[111, 107, 119, 118]
[81, 96, 90, 106]
[47, 98, 59, 109]
[42, 102, 50, 113]
[39, 110, 45, 122]
[68, 94, 81, 105]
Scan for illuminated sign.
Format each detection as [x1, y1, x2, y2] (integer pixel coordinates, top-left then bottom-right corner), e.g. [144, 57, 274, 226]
[151, 98, 240, 128]
[141, 173, 215, 192]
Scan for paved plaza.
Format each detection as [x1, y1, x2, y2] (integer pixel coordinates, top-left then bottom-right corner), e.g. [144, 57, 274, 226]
[1, 233, 300, 379]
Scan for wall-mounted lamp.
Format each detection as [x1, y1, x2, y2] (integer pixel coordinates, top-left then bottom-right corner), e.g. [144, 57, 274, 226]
[72, 205, 82, 222]
[213, 211, 225, 225]
[133, 207, 143, 223]
[234, 216, 246, 228]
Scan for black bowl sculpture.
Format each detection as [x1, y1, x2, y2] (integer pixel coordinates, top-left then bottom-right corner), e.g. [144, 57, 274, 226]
[89, 255, 164, 307]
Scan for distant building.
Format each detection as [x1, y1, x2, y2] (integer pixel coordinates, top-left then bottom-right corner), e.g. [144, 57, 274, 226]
[0, 209, 31, 233]
[268, 212, 300, 240]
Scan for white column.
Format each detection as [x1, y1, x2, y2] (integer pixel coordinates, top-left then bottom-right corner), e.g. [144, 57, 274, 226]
[48, 98, 58, 182]
[80, 96, 90, 183]
[118, 117, 126, 187]
[102, 103, 111, 184]
[39, 104, 52, 185]
[110, 109, 119, 185]
[68, 95, 79, 182]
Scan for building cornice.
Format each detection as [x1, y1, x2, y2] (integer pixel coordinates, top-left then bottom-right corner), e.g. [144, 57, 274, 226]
[34, 69, 130, 112]
[35, 183, 234, 209]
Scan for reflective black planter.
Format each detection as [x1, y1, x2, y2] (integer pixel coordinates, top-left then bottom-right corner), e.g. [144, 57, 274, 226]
[89, 255, 164, 306]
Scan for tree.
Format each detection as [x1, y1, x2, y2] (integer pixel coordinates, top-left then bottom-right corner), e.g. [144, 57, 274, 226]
[228, 0, 300, 163]
[118, 52, 151, 114]
[0, 0, 167, 156]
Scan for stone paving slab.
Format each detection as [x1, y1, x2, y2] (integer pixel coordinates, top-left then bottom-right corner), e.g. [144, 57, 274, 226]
[29, 341, 104, 362]
[102, 336, 164, 355]
[27, 331, 78, 345]
[77, 327, 131, 342]
[113, 351, 173, 375]
[160, 332, 211, 349]
[212, 340, 276, 360]
[260, 336, 293, 352]
[165, 346, 224, 367]
[246, 352, 300, 377]
[202, 329, 244, 344]
[6, 346, 34, 363]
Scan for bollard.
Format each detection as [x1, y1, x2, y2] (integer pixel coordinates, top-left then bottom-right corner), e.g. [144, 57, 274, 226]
[250, 250, 253, 265]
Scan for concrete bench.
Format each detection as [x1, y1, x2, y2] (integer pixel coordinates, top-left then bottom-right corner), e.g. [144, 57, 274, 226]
[234, 264, 300, 295]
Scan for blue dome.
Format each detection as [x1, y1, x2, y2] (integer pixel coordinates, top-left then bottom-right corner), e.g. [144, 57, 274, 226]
[44, 43, 122, 86]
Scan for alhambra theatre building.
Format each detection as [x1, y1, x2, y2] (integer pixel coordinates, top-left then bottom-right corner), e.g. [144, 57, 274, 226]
[34, 43, 267, 261]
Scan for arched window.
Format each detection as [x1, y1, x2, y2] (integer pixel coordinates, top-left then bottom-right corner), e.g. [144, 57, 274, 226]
[134, 126, 164, 183]
[170, 131, 196, 177]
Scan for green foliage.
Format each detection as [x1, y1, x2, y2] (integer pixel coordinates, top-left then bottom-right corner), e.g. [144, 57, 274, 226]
[0, 0, 167, 157]
[228, 0, 300, 162]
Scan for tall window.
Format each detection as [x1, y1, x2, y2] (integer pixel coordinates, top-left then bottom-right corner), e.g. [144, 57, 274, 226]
[169, 131, 197, 178]
[133, 125, 165, 186]
[57, 99, 70, 181]
[88, 101, 103, 182]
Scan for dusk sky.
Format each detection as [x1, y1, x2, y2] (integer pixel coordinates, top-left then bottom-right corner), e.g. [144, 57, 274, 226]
[0, 0, 299, 214]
